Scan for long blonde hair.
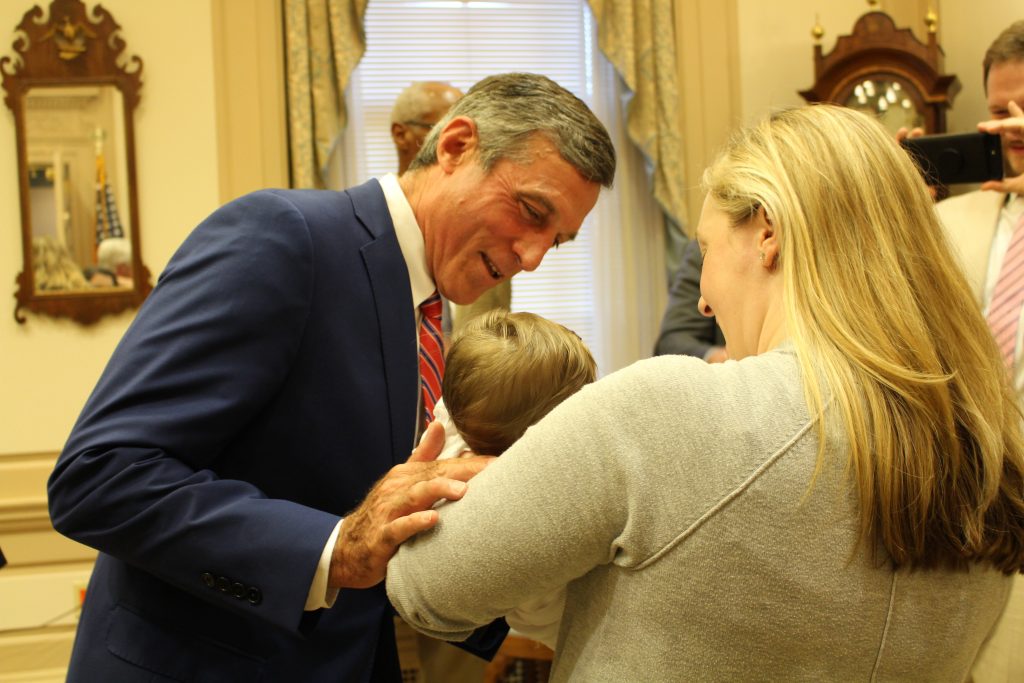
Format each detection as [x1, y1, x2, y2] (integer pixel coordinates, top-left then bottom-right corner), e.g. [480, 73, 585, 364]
[703, 104, 1024, 572]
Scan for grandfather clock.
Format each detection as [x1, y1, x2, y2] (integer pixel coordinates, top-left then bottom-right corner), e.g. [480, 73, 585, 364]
[799, 8, 959, 134]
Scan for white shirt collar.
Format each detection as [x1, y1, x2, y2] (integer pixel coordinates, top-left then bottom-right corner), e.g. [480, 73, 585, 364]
[377, 173, 435, 307]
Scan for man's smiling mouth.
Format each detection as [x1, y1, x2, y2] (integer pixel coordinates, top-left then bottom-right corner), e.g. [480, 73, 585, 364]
[481, 252, 503, 280]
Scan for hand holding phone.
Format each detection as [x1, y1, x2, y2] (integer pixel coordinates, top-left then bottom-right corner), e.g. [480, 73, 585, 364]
[901, 132, 1003, 186]
[977, 100, 1024, 195]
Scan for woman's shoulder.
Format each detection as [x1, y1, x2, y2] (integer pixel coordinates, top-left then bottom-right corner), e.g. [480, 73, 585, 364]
[574, 347, 810, 457]
[608, 346, 801, 399]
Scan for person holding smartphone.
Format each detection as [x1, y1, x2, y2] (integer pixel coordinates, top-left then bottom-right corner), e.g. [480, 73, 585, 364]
[933, 20, 1024, 683]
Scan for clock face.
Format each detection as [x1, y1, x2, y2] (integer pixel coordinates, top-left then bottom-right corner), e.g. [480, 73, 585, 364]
[844, 78, 924, 133]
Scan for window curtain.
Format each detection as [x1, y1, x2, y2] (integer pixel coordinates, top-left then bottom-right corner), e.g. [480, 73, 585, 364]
[283, 0, 368, 189]
[590, 54, 667, 373]
[586, 0, 689, 274]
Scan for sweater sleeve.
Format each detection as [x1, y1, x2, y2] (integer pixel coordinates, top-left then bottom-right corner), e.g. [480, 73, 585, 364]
[386, 365, 640, 642]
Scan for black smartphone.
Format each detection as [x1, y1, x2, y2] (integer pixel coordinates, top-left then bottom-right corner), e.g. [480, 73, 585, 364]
[901, 132, 1003, 186]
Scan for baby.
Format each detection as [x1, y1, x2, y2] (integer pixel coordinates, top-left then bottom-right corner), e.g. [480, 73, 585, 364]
[427, 309, 597, 648]
[433, 309, 596, 458]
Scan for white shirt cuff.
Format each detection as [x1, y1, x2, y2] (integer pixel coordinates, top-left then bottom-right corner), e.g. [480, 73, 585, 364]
[304, 519, 342, 611]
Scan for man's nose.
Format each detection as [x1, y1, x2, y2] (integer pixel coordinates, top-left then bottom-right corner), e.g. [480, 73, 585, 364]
[698, 296, 714, 318]
[514, 235, 551, 272]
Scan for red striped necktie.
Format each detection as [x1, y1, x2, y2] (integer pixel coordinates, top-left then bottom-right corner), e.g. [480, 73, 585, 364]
[988, 213, 1024, 370]
[418, 291, 445, 425]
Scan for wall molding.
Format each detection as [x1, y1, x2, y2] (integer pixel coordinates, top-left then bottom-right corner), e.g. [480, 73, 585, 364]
[0, 452, 58, 534]
[0, 624, 75, 682]
[211, 0, 288, 201]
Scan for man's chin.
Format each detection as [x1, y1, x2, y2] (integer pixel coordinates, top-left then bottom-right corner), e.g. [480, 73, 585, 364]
[437, 288, 483, 307]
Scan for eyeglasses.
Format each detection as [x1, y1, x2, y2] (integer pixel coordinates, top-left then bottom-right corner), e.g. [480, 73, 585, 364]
[402, 120, 435, 130]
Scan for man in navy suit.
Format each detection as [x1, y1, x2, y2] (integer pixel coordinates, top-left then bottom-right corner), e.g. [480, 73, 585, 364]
[48, 73, 615, 682]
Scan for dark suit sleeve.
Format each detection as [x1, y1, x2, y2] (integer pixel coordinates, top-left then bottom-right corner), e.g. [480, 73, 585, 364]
[48, 192, 340, 634]
[653, 239, 724, 358]
[451, 618, 509, 660]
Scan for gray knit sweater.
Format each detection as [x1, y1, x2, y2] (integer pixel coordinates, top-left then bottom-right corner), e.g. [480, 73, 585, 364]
[386, 349, 1011, 681]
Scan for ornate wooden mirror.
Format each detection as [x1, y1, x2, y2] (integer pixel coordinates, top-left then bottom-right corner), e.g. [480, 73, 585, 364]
[799, 10, 960, 135]
[3, 0, 151, 324]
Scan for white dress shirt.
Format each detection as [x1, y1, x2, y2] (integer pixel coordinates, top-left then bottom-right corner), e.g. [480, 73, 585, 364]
[981, 193, 1024, 395]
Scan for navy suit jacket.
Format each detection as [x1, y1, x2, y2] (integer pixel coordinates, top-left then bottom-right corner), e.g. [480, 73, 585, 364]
[49, 180, 453, 681]
[654, 238, 725, 358]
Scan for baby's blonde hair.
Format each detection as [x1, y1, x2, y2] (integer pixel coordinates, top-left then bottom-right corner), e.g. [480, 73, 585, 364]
[443, 310, 596, 455]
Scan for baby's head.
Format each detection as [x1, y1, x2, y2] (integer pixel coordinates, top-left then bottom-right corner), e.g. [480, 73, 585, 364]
[443, 310, 596, 455]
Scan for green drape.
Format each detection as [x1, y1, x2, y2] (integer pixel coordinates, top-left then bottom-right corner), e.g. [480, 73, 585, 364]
[283, 0, 368, 189]
[587, 0, 687, 230]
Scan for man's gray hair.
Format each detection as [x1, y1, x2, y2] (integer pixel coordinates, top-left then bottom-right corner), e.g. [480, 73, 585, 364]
[97, 237, 131, 271]
[409, 72, 615, 187]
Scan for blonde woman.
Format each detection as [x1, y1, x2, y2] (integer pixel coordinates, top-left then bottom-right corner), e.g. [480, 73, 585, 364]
[386, 105, 1024, 681]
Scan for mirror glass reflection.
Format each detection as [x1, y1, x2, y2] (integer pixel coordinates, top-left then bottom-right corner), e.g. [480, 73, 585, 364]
[843, 78, 924, 134]
[25, 84, 134, 293]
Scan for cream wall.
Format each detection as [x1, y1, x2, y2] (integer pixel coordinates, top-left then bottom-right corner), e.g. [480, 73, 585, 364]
[0, 2, 224, 679]
[675, 0, 1019, 230]
[0, 0, 220, 457]
[674, 0, 936, 232]
[940, 0, 1021, 134]
[734, 0, 931, 124]
[734, 0, 1020, 129]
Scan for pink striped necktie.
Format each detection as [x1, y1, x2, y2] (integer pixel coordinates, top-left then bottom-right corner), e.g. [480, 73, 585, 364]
[988, 213, 1024, 369]
[418, 291, 445, 426]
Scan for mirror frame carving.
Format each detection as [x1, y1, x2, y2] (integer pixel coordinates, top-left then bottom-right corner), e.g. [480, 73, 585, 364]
[3, 0, 151, 325]
[798, 11, 960, 134]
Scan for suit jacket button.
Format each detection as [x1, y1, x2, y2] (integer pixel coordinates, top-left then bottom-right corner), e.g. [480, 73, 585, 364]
[231, 582, 246, 599]
[247, 587, 262, 605]
[201, 572, 215, 589]
[216, 576, 231, 593]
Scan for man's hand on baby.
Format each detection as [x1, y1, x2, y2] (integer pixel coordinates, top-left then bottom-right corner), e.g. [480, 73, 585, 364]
[328, 422, 494, 589]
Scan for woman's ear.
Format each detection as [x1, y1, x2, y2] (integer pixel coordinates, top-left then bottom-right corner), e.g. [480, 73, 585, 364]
[756, 205, 779, 271]
[436, 116, 479, 172]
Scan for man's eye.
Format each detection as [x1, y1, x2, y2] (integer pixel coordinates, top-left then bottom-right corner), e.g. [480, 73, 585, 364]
[521, 201, 542, 222]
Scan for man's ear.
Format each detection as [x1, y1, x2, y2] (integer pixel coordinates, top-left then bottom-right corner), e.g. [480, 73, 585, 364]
[391, 122, 411, 152]
[436, 116, 479, 172]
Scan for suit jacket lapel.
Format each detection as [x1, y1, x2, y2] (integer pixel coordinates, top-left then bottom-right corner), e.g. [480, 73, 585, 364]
[349, 180, 418, 464]
[962, 192, 1005, 304]
[938, 191, 1006, 304]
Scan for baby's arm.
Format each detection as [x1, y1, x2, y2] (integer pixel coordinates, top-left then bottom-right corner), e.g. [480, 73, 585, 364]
[504, 586, 565, 650]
